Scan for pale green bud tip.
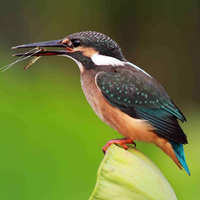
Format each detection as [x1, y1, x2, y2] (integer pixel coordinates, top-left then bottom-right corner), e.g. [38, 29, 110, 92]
[89, 144, 177, 200]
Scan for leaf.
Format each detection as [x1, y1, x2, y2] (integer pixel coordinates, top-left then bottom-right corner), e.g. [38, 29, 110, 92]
[89, 144, 177, 200]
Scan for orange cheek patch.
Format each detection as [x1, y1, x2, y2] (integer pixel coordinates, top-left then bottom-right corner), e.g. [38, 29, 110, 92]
[72, 46, 98, 57]
[61, 42, 98, 58]
[82, 47, 99, 57]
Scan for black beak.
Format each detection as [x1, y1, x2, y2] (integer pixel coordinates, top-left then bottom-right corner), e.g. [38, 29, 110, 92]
[12, 39, 69, 57]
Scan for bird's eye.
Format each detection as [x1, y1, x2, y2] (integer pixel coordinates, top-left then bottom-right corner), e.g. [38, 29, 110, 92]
[72, 39, 81, 47]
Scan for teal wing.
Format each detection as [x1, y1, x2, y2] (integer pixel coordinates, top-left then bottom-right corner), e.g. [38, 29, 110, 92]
[95, 67, 187, 144]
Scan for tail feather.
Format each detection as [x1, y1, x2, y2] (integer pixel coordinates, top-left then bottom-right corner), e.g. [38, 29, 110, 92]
[169, 140, 190, 176]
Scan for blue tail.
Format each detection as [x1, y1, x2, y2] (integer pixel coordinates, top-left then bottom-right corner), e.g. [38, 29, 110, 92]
[169, 140, 190, 175]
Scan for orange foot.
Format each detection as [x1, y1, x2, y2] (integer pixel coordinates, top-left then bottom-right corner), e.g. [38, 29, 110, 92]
[102, 137, 136, 153]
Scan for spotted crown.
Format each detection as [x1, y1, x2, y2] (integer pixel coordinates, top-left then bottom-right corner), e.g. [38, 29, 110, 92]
[67, 31, 126, 61]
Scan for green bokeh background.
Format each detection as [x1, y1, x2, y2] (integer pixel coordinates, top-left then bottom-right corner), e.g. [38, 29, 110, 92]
[0, 0, 200, 199]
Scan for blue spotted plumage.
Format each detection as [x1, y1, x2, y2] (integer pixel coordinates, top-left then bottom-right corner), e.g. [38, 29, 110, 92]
[96, 67, 187, 143]
[96, 65, 189, 174]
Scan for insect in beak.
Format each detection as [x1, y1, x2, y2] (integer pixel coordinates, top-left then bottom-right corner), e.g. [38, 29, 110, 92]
[23, 47, 46, 71]
[2, 39, 69, 72]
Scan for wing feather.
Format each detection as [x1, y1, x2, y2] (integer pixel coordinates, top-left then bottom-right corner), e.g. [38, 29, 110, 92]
[95, 66, 187, 144]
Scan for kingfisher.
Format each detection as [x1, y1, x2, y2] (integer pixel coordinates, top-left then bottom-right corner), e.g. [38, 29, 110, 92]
[12, 31, 190, 175]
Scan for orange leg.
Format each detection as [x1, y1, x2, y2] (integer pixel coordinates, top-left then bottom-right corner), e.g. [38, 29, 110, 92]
[102, 137, 136, 153]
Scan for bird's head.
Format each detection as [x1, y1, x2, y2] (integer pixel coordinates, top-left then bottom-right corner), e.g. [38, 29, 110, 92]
[12, 31, 127, 71]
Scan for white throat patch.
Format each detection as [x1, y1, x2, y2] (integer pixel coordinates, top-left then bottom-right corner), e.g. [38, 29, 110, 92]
[91, 53, 125, 66]
[62, 55, 84, 72]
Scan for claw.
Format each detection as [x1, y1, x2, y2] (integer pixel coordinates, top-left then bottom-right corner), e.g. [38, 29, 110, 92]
[102, 137, 136, 154]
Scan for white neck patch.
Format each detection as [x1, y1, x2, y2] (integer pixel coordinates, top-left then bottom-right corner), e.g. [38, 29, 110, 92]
[91, 53, 125, 66]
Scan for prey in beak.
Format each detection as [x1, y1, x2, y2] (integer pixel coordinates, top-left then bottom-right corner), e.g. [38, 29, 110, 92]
[22, 47, 46, 71]
[2, 38, 72, 72]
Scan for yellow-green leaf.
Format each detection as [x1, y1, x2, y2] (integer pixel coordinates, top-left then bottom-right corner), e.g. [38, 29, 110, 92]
[90, 144, 177, 200]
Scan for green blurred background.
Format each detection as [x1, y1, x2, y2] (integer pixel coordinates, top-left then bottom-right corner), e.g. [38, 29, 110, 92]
[0, 0, 200, 199]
